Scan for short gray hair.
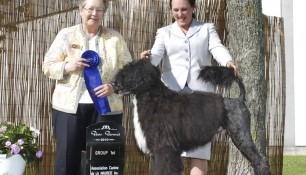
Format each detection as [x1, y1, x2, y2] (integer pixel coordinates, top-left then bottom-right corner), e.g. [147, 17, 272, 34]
[78, 0, 109, 12]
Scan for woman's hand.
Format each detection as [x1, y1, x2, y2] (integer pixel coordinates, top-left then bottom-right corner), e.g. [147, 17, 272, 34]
[226, 60, 239, 76]
[64, 58, 89, 73]
[140, 50, 151, 59]
[94, 84, 114, 98]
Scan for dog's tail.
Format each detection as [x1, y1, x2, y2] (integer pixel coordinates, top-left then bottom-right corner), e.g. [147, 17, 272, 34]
[198, 66, 246, 101]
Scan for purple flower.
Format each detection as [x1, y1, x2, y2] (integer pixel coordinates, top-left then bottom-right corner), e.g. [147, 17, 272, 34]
[36, 150, 42, 158]
[10, 144, 21, 154]
[5, 141, 11, 147]
[0, 126, 6, 132]
[17, 139, 24, 145]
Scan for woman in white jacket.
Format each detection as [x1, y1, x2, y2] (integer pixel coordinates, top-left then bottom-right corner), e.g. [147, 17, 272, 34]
[140, 0, 238, 174]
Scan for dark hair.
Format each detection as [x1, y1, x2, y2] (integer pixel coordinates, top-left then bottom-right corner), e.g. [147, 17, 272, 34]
[169, 0, 196, 8]
[169, 0, 196, 22]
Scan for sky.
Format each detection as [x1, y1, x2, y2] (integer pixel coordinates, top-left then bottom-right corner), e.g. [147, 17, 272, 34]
[261, 0, 281, 17]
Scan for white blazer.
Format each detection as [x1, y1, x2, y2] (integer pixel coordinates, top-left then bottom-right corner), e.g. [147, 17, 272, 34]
[150, 19, 233, 92]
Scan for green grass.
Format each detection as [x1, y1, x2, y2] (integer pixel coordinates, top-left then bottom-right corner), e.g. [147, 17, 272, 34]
[283, 155, 306, 175]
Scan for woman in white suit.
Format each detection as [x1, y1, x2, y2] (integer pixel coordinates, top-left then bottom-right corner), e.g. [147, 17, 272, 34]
[140, 0, 238, 174]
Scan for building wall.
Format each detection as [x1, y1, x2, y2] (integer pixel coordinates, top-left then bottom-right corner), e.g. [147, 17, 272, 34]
[263, 0, 306, 149]
[292, 1, 306, 146]
[281, 0, 295, 148]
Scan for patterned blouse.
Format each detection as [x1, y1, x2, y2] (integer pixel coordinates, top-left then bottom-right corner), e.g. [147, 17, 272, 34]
[43, 24, 132, 114]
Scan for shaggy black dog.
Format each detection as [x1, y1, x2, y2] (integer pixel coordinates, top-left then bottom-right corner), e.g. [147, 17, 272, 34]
[111, 59, 271, 175]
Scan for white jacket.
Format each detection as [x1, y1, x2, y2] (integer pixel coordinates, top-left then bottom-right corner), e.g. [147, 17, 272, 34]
[150, 20, 232, 92]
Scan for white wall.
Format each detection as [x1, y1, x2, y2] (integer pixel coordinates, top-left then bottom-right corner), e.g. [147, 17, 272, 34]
[293, 1, 306, 146]
[281, 0, 295, 148]
[262, 0, 306, 147]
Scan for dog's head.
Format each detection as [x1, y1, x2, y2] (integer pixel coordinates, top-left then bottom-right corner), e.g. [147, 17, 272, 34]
[112, 59, 161, 95]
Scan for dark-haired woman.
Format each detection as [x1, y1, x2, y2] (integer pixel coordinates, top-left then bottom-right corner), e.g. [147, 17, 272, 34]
[140, 0, 238, 174]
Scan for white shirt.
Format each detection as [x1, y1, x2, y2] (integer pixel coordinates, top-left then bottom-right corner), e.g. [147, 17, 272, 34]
[79, 35, 98, 103]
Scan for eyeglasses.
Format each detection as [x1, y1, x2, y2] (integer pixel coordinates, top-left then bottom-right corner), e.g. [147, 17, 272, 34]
[83, 7, 104, 14]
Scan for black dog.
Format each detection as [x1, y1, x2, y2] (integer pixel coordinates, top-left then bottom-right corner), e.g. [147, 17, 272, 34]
[112, 59, 270, 175]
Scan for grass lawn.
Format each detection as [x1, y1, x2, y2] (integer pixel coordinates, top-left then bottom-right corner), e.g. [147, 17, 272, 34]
[283, 155, 306, 175]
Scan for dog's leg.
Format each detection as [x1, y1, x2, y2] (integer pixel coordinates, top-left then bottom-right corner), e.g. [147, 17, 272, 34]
[150, 148, 183, 175]
[224, 99, 271, 175]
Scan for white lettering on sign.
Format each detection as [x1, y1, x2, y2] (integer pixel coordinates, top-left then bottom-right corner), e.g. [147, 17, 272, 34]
[93, 138, 115, 141]
[104, 131, 121, 136]
[90, 166, 108, 170]
[109, 166, 119, 170]
[91, 131, 103, 136]
[95, 151, 108, 155]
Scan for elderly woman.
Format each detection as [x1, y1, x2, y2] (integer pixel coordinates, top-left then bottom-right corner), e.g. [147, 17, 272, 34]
[42, 0, 132, 174]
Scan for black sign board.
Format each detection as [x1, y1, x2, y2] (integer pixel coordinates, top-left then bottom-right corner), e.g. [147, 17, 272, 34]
[84, 111, 125, 175]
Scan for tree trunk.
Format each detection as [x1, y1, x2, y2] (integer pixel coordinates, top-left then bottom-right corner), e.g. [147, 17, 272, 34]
[226, 0, 266, 174]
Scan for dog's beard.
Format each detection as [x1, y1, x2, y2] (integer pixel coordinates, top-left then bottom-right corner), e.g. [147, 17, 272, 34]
[117, 90, 130, 96]
[111, 81, 131, 96]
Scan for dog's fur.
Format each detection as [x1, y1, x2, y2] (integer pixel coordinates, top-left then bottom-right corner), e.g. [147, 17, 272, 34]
[112, 59, 271, 175]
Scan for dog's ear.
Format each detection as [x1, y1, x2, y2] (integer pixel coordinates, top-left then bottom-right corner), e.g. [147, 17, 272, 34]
[135, 59, 160, 76]
[151, 64, 161, 79]
[141, 61, 159, 78]
[113, 59, 162, 94]
[128, 59, 161, 93]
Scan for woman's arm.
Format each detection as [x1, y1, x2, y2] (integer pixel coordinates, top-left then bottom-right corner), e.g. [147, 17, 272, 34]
[140, 28, 166, 66]
[42, 29, 70, 80]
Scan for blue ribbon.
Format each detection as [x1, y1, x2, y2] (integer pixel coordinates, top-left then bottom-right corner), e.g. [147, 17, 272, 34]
[82, 50, 111, 115]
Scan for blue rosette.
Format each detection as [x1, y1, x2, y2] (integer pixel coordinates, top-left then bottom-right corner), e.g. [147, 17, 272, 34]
[82, 50, 111, 115]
